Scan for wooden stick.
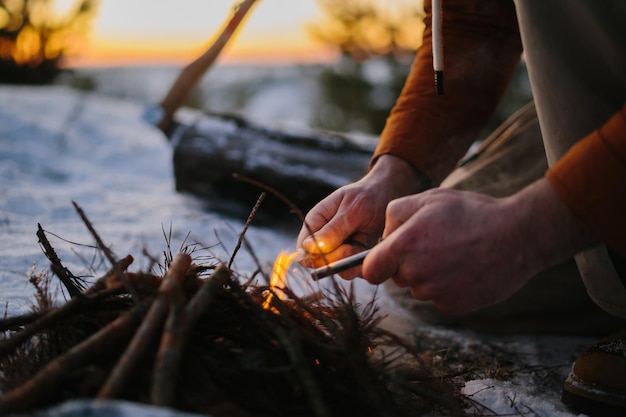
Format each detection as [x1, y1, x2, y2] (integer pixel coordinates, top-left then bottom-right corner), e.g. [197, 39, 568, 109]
[186, 263, 231, 324]
[150, 263, 230, 406]
[36, 223, 84, 297]
[0, 310, 44, 332]
[73, 201, 141, 302]
[231, 174, 331, 267]
[97, 252, 192, 399]
[149, 281, 186, 407]
[228, 192, 266, 268]
[0, 255, 134, 357]
[156, 0, 260, 132]
[0, 304, 146, 415]
[432, 0, 444, 95]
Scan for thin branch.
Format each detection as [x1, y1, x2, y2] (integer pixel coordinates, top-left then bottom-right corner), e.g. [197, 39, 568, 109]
[0, 310, 44, 332]
[232, 174, 305, 221]
[36, 223, 84, 297]
[72, 201, 140, 303]
[232, 174, 330, 271]
[228, 192, 266, 268]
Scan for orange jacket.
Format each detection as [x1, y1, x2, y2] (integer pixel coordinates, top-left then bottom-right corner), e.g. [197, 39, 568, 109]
[372, 0, 626, 258]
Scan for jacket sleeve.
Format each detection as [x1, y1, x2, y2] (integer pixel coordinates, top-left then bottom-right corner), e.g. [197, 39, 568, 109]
[372, 0, 522, 185]
[546, 104, 626, 258]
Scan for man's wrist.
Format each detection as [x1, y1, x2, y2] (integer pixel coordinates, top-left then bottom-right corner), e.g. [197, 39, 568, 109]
[368, 154, 432, 195]
[506, 178, 597, 273]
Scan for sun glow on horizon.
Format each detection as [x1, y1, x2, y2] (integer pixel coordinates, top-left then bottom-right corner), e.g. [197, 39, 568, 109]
[71, 0, 333, 67]
[69, 35, 337, 68]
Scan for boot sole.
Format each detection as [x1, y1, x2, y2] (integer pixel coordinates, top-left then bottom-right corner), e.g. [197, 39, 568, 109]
[562, 372, 626, 417]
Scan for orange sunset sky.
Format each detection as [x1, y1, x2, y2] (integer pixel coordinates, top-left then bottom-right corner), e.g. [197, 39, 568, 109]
[68, 0, 422, 67]
[71, 0, 335, 67]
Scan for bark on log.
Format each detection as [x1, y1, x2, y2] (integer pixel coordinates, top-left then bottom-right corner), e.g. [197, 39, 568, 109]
[170, 113, 376, 217]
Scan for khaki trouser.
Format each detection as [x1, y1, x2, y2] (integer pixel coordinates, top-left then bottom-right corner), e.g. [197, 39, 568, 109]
[385, 102, 625, 335]
[386, 1, 626, 335]
[515, 0, 626, 320]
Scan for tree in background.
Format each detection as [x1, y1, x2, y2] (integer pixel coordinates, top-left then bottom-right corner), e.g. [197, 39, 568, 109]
[310, 0, 423, 62]
[307, 0, 423, 134]
[307, 0, 531, 137]
[0, 0, 99, 84]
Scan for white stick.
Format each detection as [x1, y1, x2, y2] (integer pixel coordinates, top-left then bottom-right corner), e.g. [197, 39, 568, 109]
[431, 0, 444, 94]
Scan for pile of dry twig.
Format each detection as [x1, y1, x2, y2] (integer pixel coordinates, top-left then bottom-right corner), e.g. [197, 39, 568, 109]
[0, 202, 470, 417]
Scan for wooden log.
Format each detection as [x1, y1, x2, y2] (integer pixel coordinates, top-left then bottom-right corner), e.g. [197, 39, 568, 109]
[170, 113, 376, 218]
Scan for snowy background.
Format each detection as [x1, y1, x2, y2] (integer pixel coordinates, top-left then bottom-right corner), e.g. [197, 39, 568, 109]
[0, 65, 591, 416]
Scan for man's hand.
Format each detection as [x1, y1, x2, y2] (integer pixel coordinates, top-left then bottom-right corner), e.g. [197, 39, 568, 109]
[363, 178, 596, 315]
[296, 155, 428, 279]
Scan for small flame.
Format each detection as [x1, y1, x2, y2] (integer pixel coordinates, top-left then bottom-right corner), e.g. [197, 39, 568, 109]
[263, 250, 300, 310]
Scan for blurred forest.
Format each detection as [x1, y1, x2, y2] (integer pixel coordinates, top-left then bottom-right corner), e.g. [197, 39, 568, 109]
[1, 0, 531, 138]
[0, 0, 98, 84]
[308, 0, 424, 133]
[308, 0, 531, 136]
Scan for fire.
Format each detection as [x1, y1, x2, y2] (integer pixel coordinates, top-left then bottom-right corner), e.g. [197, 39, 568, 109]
[263, 250, 300, 310]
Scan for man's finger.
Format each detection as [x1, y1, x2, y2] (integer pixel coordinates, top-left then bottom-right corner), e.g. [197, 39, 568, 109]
[362, 237, 400, 285]
[383, 195, 426, 237]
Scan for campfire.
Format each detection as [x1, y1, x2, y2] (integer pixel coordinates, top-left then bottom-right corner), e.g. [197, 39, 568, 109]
[0, 201, 472, 417]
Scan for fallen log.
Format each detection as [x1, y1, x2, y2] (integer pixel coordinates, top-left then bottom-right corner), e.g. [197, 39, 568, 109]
[170, 112, 376, 218]
[140, 0, 373, 219]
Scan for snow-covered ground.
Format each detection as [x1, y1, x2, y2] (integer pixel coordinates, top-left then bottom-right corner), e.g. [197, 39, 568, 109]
[0, 76, 592, 416]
